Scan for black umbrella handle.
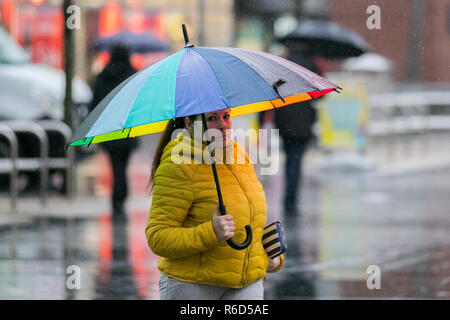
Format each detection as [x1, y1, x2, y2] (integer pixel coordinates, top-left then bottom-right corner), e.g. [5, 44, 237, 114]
[217, 203, 253, 251]
[201, 113, 252, 250]
[228, 225, 252, 250]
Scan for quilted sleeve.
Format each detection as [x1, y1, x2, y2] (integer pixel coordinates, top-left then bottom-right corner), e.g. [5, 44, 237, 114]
[145, 162, 221, 259]
[267, 254, 284, 273]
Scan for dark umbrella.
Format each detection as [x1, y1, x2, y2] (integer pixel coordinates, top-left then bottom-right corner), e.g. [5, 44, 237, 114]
[93, 31, 170, 54]
[278, 19, 370, 58]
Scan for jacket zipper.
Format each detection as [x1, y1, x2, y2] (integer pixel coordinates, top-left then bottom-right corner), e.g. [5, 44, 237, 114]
[225, 164, 253, 287]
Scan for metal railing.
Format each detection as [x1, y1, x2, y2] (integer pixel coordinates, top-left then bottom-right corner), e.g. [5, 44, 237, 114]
[0, 124, 18, 212]
[361, 92, 450, 160]
[0, 120, 73, 212]
[37, 120, 75, 197]
[367, 92, 450, 137]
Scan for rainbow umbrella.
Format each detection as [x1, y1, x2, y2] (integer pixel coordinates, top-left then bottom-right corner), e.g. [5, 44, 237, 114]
[67, 25, 339, 250]
[68, 33, 339, 147]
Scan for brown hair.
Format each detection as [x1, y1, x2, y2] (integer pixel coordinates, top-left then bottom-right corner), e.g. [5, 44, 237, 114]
[147, 115, 199, 194]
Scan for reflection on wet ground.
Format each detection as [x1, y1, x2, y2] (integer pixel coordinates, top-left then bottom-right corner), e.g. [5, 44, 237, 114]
[0, 212, 160, 299]
[0, 167, 449, 299]
[264, 167, 450, 299]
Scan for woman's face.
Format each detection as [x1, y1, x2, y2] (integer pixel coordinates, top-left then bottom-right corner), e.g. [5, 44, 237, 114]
[185, 109, 232, 147]
[205, 109, 232, 146]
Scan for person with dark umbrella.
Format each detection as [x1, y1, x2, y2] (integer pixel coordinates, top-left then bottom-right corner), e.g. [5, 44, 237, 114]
[90, 45, 139, 218]
[274, 44, 322, 216]
[274, 19, 367, 216]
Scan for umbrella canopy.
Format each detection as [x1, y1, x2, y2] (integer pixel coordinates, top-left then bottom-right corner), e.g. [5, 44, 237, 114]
[68, 46, 338, 147]
[278, 19, 370, 58]
[93, 31, 170, 54]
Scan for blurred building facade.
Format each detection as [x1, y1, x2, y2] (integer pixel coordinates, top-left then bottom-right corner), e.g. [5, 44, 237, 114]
[329, 0, 450, 83]
[78, 0, 234, 47]
[236, 0, 450, 84]
[0, 0, 235, 81]
[2, 0, 448, 84]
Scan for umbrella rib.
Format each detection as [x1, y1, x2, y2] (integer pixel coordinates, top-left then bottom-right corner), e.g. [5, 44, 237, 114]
[194, 47, 291, 107]
[242, 48, 327, 92]
[190, 48, 231, 108]
[269, 100, 279, 110]
[213, 48, 283, 103]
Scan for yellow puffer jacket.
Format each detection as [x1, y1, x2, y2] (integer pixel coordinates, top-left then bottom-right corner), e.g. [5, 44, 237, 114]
[146, 133, 283, 288]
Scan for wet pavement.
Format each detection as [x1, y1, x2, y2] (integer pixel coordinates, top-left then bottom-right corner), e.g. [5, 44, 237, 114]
[0, 133, 450, 299]
[264, 168, 450, 299]
[0, 212, 159, 299]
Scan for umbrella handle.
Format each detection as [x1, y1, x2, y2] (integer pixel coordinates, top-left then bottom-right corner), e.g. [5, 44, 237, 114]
[228, 226, 253, 250]
[201, 112, 252, 250]
[218, 204, 253, 251]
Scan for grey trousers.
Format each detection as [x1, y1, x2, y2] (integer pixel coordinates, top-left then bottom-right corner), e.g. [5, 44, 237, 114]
[159, 274, 264, 300]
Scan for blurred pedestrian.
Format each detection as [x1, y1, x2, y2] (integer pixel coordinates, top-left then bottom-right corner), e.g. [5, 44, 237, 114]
[90, 45, 138, 218]
[145, 109, 284, 300]
[274, 45, 321, 216]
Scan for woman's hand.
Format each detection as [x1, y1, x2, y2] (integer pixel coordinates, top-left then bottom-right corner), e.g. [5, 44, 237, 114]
[212, 204, 235, 242]
[267, 256, 281, 272]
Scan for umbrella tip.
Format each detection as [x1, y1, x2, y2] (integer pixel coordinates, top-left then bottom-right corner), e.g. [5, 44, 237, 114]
[182, 24, 194, 48]
[272, 79, 286, 103]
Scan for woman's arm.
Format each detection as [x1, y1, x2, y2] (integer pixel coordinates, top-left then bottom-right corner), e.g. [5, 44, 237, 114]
[145, 162, 221, 259]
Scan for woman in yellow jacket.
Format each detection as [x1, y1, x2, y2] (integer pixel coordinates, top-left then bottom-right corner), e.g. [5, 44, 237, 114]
[146, 108, 284, 300]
